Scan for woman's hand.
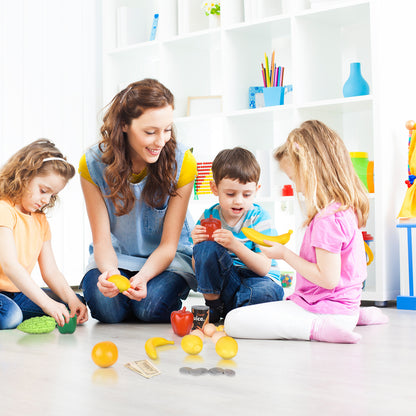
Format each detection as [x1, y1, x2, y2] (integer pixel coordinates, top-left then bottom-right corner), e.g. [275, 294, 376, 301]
[191, 224, 208, 245]
[97, 271, 120, 298]
[124, 275, 148, 301]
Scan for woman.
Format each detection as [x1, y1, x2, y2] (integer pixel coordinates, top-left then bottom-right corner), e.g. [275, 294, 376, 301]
[79, 79, 197, 323]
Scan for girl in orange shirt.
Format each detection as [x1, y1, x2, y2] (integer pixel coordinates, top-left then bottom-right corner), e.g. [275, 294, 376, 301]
[0, 139, 88, 329]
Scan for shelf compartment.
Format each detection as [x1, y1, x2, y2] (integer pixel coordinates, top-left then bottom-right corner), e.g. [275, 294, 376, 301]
[175, 116, 223, 162]
[223, 16, 292, 112]
[104, 0, 178, 50]
[102, 43, 162, 103]
[297, 97, 374, 158]
[294, 1, 371, 103]
[162, 32, 222, 117]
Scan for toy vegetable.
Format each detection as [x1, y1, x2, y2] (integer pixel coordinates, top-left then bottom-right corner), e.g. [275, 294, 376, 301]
[200, 215, 221, 241]
[57, 315, 77, 334]
[17, 316, 56, 334]
[171, 307, 194, 337]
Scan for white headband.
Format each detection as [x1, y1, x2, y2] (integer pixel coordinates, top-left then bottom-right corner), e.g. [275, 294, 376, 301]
[42, 157, 67, 163]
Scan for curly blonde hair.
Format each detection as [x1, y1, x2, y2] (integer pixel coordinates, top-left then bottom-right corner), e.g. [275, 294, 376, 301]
[274, 120, 369, 228]
[0, 139, 75, 212]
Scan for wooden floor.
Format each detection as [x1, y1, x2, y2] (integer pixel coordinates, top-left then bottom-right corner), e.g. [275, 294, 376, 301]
[1, 294, 416, 416]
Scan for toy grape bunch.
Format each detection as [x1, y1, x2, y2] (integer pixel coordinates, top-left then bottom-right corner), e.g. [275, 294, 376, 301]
[17, 314, 77, 334]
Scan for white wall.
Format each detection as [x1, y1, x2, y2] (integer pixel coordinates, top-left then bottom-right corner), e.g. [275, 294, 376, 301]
[0, 0, 100, 285]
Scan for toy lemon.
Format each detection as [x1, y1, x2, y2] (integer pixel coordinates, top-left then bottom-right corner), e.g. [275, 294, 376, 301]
[215, 336, 238, 359]
[108, 274, 131, 292]
[181, 334, 203, 355]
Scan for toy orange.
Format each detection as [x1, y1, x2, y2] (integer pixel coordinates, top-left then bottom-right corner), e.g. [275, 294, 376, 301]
[91, 341, 118, 368]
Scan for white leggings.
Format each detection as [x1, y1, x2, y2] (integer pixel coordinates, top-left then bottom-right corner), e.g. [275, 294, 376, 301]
[224, 300, 359, 341]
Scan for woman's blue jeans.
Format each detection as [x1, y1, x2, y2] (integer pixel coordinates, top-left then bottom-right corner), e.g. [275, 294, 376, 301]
[80, 269, 190, 323]
[193, 241, 284, 314]
[0, 289, 84, 329]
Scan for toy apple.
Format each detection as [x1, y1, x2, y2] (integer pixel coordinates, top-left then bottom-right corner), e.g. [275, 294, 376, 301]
[200, 215, 221, 241]
[171, 307, 194, 337]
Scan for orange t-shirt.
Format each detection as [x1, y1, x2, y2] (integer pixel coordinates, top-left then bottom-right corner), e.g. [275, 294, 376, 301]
[0, 200, 51, 292]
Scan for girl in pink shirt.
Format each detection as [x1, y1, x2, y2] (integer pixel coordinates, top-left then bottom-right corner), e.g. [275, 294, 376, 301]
[225, 120, 387, 343]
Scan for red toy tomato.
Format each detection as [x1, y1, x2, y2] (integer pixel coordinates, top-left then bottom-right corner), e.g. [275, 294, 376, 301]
[171, 307, 194, 337]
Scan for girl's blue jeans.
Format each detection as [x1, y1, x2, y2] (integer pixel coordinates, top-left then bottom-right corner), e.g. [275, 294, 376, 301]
[80, 268, 190, 323]
[0, 290, 84, 329]
[0, 293, 23, 329]
[193, 241, 284, 315]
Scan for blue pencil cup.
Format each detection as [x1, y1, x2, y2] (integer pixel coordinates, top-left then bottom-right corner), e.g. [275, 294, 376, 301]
[263, 87, 284, 106]
[263, 85, 292, 107]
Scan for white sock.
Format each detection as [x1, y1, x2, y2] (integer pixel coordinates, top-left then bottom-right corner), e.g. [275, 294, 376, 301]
[357, 307, 389, 326]
[310, 317, 361, 344]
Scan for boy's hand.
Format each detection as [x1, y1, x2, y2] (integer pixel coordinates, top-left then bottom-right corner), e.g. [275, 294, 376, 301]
[191, 224, 209, 245]
[212, 229, 236, 250]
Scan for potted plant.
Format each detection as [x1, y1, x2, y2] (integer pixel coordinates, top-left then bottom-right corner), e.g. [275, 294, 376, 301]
[201, 2, 221, 28]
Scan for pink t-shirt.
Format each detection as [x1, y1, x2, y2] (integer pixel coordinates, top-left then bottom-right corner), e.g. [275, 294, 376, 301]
[288, 203, 366, 315]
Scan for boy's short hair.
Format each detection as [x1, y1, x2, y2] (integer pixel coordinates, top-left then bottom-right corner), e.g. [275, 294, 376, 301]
[211, 147, 260, 184]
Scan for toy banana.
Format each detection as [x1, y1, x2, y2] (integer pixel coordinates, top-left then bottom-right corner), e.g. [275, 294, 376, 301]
[364, 241, 374, 266]
[144, 337, 174, 360]
[242, 228, 293, 247]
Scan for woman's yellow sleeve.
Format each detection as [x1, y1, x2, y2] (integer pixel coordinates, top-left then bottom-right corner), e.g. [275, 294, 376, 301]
[78, 153, 96, 185]
[79, 150, 196, 188]
[177, 149, 197, 188]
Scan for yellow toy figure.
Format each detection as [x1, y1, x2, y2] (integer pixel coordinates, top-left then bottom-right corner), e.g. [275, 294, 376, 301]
[398, 120, 416, 218]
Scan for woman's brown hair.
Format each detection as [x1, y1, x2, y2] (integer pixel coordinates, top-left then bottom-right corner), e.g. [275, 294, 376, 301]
[98, 78, 178, 216]
[274, 120, 369, 228]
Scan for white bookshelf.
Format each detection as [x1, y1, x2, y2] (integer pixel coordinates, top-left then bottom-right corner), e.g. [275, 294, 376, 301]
[101, 0, 403, 303]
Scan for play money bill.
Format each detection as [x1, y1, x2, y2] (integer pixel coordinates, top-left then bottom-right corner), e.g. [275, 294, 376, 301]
[125, 359, 161, 378]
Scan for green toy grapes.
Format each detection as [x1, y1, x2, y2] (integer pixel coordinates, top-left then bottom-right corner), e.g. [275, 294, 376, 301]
[17, 316, 56, 334]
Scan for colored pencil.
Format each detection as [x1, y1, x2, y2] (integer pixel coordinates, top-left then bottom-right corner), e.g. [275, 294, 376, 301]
[261, 63, 266, 87]
[270, 50, 275, 86]
[264, 53, 270, 87]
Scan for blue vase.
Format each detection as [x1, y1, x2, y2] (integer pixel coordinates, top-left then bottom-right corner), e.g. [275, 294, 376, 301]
[343, 62, 370, 97]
